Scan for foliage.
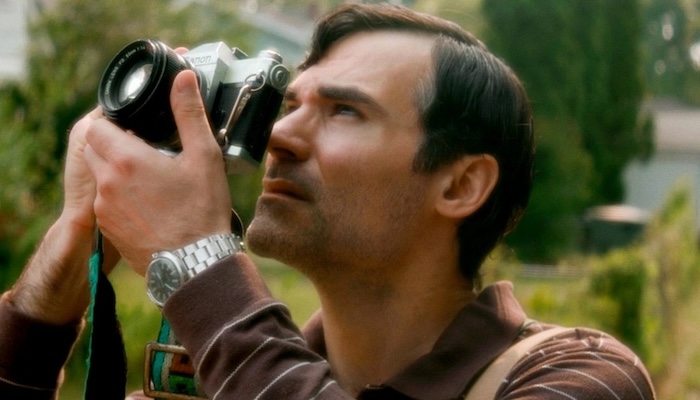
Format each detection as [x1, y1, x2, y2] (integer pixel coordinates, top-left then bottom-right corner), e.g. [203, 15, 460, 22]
[507, 116, 593, 261]
[489, 180, 700, 398]
[413, 0, 485, 34]
[643, 0, 700, 105]
[587, 180, 700, 399]
[480, 0, 653, 263]
[589, 249, 648, 358]
[0, 0, 255, 287]
[638, 180, 700, 397]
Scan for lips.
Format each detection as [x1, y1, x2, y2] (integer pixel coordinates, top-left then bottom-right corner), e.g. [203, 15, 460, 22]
[262, 178, 311, 201]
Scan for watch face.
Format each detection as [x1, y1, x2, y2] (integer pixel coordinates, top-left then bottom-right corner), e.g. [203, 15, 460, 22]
[146, 256, 184, 307]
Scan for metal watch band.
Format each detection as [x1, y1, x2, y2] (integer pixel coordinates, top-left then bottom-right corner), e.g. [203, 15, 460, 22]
[172, 233, 242, 278]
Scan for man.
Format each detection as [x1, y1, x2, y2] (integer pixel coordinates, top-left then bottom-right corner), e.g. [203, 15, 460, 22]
[0, 3, 655, 399]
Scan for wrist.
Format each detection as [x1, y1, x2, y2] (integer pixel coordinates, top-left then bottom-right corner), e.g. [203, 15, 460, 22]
[146, 232, 243, 307]
[57, 208, 96, 241]
[10, 217, 96, 324]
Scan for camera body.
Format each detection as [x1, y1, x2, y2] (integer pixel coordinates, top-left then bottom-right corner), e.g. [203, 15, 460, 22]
[98, 39, 290, 174]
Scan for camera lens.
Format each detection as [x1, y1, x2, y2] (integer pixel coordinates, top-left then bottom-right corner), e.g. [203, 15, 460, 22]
[118, 61, 153, 105]
[98, 39, 191, 146]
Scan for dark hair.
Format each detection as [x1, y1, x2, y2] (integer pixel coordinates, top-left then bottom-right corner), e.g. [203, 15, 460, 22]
[302, 4, 534, 286]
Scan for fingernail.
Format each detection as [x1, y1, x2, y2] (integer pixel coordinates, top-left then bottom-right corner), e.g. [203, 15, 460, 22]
[175, 71, 196, 94]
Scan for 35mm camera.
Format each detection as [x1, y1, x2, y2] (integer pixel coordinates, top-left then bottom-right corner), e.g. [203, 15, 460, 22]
[97, 39, 290, 174]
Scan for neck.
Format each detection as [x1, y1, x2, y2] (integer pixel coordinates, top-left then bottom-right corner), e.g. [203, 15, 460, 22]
[310, 242, 475, 395]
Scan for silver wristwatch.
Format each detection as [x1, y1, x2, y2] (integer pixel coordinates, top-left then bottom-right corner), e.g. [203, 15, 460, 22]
[146, 233, 243, 307]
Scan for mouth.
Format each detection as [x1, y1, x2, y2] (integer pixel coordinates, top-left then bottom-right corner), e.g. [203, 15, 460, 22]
[261, 178, 311, 201]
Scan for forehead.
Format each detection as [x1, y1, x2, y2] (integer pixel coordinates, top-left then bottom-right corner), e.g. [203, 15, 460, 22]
[290, 31, 435, 107]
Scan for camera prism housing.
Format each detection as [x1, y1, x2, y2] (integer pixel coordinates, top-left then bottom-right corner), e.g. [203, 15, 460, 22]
[98, 39, 290, 174]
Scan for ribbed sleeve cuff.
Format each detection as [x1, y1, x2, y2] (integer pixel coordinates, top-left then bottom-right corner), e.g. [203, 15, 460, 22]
[0, 295, 82, 390]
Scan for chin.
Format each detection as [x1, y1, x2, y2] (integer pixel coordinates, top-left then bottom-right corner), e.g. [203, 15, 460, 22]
[247, 217, 289, 256]
[245, 218, 270, 253]
[247, 217, 325, 271]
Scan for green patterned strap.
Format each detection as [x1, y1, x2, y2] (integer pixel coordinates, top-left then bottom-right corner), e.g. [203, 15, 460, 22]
[84, 229, 127, 400]
[144, 317, 206, 399]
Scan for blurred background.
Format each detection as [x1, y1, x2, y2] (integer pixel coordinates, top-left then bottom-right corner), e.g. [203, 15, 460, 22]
[0, 0, 699, 398]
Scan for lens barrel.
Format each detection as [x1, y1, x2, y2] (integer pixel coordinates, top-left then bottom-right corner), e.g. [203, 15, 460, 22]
[98, 39, 191, 146]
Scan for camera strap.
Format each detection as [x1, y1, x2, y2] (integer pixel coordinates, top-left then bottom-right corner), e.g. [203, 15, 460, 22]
[83, 230, 204, 400]
[85, 212, 244, 399]
[143, 210, 245, 399]
[144, 318, 206, 398]
[84, 229, 127, 400]
[84, 231, 204, 399]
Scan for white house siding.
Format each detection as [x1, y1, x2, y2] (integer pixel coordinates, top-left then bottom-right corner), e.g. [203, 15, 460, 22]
[623, 103, 700, 228]
[0, 0, 28, 82]
[624, 155, 700, 219]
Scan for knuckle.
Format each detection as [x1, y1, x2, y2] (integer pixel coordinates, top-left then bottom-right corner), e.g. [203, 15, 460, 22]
[93, 197, 109, 221]
[110, 152, 136, 175]
[94, 158, 134, 198]
[83, 117, 105, 145]
[95, 174, 117, 198]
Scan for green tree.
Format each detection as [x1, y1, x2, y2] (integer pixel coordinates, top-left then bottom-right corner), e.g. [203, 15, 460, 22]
[643, 0, 700, 104]
[0, 0, 255, 287]
[510, 117, 593, 261]
[481, 0, 653, 262]
[413, 0, 486, 44]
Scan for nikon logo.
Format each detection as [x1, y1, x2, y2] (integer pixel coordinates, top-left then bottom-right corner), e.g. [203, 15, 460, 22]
[185, 55, 213, 65]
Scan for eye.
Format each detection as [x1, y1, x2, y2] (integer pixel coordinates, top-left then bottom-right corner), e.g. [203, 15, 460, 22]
[333, 104, 362, 118]
[281, 102, 299, 117]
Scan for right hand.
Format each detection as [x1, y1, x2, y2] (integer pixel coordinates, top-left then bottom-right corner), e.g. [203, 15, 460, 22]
[84, 70, 233, 275]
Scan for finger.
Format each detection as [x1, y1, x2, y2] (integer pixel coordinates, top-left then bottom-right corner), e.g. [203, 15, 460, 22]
[170, 70, 220, 157]
[66, 106, 103, 142]
[85, 117, 155, 164]
[175, 47, 189, 55]
[82, 143, 109, 179]
[88, 105, 104, 119]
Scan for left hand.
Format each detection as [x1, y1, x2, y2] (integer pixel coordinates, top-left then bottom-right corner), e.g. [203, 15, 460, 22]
[83, 70, 233, 274]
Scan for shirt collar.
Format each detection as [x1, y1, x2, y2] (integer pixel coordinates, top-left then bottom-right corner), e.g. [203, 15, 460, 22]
[302, 281, 527, 400]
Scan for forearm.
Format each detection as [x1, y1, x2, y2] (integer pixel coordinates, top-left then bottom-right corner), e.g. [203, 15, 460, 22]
[0, 216, 97, 398]
[7, 215, 95, 325]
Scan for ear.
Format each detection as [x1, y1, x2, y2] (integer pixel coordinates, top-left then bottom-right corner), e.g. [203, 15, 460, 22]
[435, 154, 499, 220]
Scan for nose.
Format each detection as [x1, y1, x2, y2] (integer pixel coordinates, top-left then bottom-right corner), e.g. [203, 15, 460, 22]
[266, 108, 313, 162]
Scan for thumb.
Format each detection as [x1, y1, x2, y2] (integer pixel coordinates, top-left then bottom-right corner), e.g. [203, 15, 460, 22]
[170, 70, 219, 155]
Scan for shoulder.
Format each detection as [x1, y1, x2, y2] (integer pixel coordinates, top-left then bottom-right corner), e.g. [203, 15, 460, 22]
[497, 322, 656, 399]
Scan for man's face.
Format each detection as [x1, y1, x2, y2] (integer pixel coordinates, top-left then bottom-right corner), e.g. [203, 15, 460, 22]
[246, 31, 439, 278]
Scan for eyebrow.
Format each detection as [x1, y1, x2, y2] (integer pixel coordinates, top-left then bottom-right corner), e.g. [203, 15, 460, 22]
[285, 85, 387, 116]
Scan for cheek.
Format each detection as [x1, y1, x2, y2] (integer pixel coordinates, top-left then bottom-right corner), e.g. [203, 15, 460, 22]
[316, 137, 372, 181]
[317, 132, 417, 185]
[317, 145, 423, 221]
